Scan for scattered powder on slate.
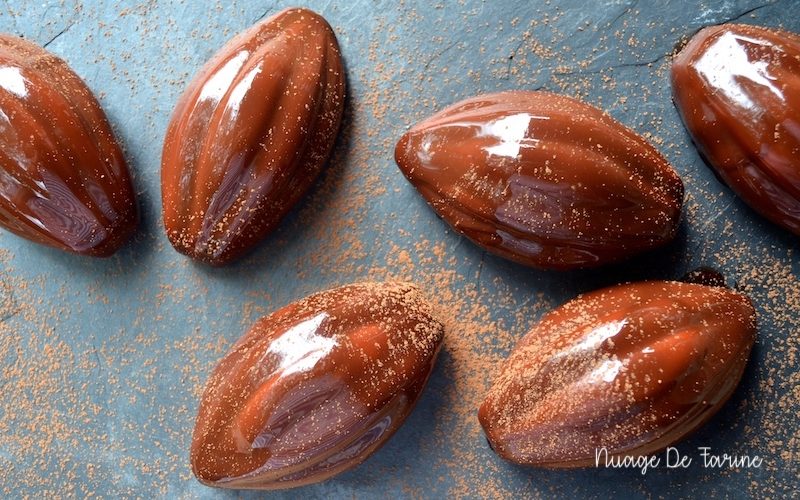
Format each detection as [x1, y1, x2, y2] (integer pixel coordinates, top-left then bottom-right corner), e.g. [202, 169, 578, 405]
[0, 2, 796, 498]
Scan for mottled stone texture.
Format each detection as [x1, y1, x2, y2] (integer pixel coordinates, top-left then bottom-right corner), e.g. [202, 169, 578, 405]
[0, 1, 796, 498]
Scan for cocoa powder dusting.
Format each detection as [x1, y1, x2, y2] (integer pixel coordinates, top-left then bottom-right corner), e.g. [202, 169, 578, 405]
[0, 1, 797, 498]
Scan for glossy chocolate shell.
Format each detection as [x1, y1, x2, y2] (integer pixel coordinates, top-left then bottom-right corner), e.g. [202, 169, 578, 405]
[191, 282, 444, 489]
[479, 280, 756, 467]
[394, 90, 684, 270]
[0, 35, 137, 256]
[672, 24, 800, 234]
[161, 8, 345, 265]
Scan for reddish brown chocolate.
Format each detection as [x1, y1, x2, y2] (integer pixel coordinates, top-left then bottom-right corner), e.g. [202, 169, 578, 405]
[394, 91, 684, 270]
[672, 24, 800, 234]
[0, 35, 137, 256]
[479, 280, 756, 468]
[161, 8, 345, 265]
[191, 282, 444, 489]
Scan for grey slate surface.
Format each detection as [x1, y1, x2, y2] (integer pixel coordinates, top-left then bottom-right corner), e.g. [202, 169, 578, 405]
[0, 0, 797, 498]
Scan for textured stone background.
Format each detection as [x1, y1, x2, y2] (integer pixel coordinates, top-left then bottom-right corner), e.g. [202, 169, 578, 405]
[0, 0, 797, 498]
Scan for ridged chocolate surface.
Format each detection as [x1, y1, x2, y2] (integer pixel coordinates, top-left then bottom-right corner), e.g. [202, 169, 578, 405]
[479, 280, 756, 468]
[191, 282, 444, 490]
[394, 90, 684, 270]
[0, 35, 137, 256]
[161, 8, 345, 265]
[672, 24, 800, 234]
